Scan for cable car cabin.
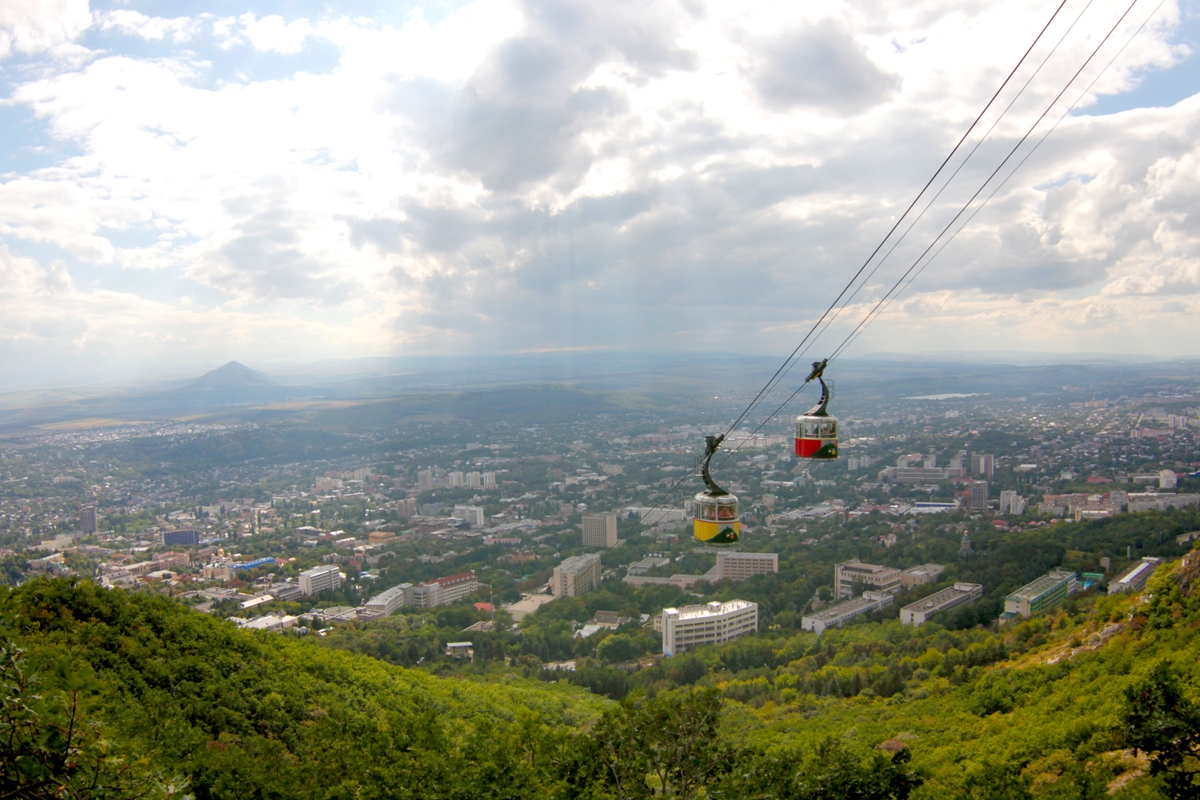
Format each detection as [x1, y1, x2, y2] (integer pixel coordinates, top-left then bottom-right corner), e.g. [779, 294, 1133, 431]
[794, 415, 838, 459]
[693, 433, 740, 545]
[693, 493, 739, 545]
[794, 360, 838, 460]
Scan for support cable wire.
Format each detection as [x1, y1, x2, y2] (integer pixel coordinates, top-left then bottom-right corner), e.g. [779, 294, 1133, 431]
[641, 0, 1085, 518]
[826, 0, 1149, 367]
[719, 0, 1155, 472]
[832, 0, 1168, 362]
[714, 0, 1072, 444]
[788, 0, 1098, 373]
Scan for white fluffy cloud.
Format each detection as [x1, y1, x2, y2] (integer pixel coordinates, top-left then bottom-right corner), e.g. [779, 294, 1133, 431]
[0, 0, 1197, 388]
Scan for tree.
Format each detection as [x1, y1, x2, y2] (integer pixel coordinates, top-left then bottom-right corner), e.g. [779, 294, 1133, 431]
[592, 688, 729, 799]
[0, 642, 178, 800]
[1120, 661, 1200, 799]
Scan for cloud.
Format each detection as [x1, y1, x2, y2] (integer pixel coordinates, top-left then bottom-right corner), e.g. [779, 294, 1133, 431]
[0, 0, 1198, 388]
[0, 0, 91, 59]
[746, 17, 900, 115]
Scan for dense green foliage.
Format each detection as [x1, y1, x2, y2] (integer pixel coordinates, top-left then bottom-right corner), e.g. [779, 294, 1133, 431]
[1, 580, 927, 799]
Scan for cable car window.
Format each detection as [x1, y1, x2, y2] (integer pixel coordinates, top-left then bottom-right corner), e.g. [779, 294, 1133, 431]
[717, 505, 736, 521]
[820, 420, 836, 437]
[701, 504, 717, 521]
[802, 421, 820, 437]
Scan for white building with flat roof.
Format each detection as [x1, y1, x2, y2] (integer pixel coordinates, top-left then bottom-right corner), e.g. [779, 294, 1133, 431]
[661, 600, 758, 656]
[802, 592, 893, 635]
[715, 551, 778, 581]
[364, 583, 413, 616]
[900, 582, 983, 626]
[452, 505, 486, 527]
[1108, 558, 1162, 595]
[553, 553, 603, 597]
[298, 564, 342, 596]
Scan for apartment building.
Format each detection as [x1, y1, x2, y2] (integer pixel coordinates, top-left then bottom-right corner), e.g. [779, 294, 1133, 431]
[582, 512, 619, 548]
[714, 551, 779, 581]
[553, 553, 603, 598]
[802, 592, 893, 634]
[298, 564, 342, 596]
[834, 560, 902, 599]
[900, 582, 983, 626]
[661, 600, 758, 656]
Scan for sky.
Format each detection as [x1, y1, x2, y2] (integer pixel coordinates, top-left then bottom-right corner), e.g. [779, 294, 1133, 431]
[0, 0, 1198, 390]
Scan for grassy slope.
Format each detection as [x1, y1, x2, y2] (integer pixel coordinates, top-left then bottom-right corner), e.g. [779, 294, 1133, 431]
[718, 561, 1200, 798]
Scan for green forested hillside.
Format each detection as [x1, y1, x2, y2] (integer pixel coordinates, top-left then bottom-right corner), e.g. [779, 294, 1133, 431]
[3, 558, 1200, 799]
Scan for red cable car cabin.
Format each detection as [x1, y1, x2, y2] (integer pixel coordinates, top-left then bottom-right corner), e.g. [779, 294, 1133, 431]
[794, 360, 838, 460]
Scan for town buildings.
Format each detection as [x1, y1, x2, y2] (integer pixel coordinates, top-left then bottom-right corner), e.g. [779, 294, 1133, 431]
[80, 504, 98, 535]
[900, 582, 983, 626]
[661, 599, 758, 656]
[582, 512, 618, 548]
[714, 551, 779, 581]
[1108, 557, 1162, 594]
[298, 564, 342, 596]
[834, 560, 902, 599]
[900, 563, 945, 589]
[802, 592, 893, 634]
[364, 583, 413, 616]
[411, 571, 478, 607]
[970, 481, 989, 511]
[1001, 570, 1076, 621]
[553, 553, 603, 597]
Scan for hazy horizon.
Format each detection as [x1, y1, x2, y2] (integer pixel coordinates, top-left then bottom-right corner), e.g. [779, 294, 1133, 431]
[2, 0, 1199, 387]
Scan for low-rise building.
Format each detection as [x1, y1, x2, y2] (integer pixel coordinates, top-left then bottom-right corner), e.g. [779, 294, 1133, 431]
[900, 582, 984, 626]
[834, 560, 902, 599]
[900, 563, 945, 589]
[365, 583, 413, 615]
[714, 551, 778, 581]
[661, 600, 758, 656]
[1108, 558, 1163, 595]
[802, 591, 894, 634]
[1001, 570, 1075, 621]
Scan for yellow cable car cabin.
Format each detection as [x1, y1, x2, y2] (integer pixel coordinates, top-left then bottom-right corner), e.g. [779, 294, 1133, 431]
[693, 434, 740, 545]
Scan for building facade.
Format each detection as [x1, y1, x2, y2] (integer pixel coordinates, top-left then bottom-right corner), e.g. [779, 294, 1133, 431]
[1002, 570, 1075, 621]
[582, 512, 619, 548]
[553, 553, 603, 597]
[970, 481, 989, 511]
[298, 564, 342, 596]
[365, 583, 413, 615]
[802, 592, 893, 634]
[715, 551, 779, 581]
[661, 600, 758, 656]
[900, 582, 984, 626]
[834, 560, 902, 599]
[1108, 558, 1162, 595]
[452, 505, 486, 527]
[163, 529, 200, 547]
[900, 563, 945, 589]
[412, 571, 478, 607]
[80, 504, 98, 536]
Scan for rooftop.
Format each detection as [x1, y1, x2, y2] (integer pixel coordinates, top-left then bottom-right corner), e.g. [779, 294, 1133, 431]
[1009, 573, 1070, 600]
[804, 595, 883, 623]
[664, 599, 756, 621]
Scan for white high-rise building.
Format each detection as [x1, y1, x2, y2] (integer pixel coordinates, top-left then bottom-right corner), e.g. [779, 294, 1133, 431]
[661, 600, 758, 656]
[299, 564, 342, 596]
[482, 472, 496, 487]
[1000, 490, 1027, 515]
[449, 471, 464, 487]
[552, 553, 603, 597]
[466, 472, 482, 488]
[1160, 470, 1178, 490]
[453, 505, 486, 527]
[417, 470, 435, 492]
[582, 512, 618, 548]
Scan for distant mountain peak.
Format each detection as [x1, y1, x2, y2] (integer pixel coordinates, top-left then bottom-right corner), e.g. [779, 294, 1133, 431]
[189, 361, 277, 388]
